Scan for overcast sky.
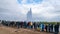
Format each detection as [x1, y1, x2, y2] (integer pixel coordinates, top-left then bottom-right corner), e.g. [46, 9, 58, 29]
[0, 0, 60, 22]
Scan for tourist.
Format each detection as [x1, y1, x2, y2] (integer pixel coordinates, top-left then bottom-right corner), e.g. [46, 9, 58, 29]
[33, 22, 37, 29]
[27, 22, 30, 28]
[16, 22, 20, 29]
[20, 22, 23, 28]
[30, 22, 33, 29]
[41, 24, 45, 31]
[50, 24, 53, 33]
[48, 24, 51, 32]
[54, 23, 59, 34]
[27, 22, 32, 29]
[37, 23, 42, 31]
[24, 21, 27, 28]
[45, 24, 48, 32]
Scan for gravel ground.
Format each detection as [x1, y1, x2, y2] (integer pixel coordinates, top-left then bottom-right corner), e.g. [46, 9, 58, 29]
[0, 26, 54, 34]
[0, 24, 60, 34]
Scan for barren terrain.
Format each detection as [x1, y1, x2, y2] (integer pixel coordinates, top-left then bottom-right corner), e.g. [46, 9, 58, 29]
[0, 25, 59, 34]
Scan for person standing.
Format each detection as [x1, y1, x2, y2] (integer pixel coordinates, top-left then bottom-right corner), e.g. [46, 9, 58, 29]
[41, 24, 45, 31]
[48, 24, 51, 32]
[20, 22, 23, 28]
[54, 23, 59, 34]
[45, 24, 48, 32]
[50, 24, 53, 33]
[16, 22, 20, 29]
[30, 22, 33, 29]
[33, 22, 37, 29]
[24, 21, 27, 28]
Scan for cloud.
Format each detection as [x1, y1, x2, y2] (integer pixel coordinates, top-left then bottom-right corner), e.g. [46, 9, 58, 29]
[0, 0, 60, 21]
[0, 0, 27, 21]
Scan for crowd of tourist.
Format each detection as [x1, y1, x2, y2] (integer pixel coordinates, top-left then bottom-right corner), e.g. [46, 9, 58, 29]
[16, 22, 60, 34]
[1, 21, 60, 34]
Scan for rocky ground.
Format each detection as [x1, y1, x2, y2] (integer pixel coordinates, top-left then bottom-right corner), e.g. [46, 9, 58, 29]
[0, 25, 55, 34]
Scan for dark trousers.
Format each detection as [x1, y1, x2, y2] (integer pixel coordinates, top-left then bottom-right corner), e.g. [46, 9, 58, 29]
[54, 32, 59, 34]
[46, 28, 47, 32]
[42, 28, 44, 31]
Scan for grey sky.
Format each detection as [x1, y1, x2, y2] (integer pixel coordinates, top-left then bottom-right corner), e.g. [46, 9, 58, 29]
[0, 0, 60, 22]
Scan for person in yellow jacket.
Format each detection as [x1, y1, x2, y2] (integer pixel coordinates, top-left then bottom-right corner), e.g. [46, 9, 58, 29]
[28, 22, 33, 29]
[30, 22, 33, 26]
[30, 22, 33, 29]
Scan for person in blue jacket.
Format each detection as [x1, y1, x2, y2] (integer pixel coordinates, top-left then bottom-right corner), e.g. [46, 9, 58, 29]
[41, 24, 45, 31]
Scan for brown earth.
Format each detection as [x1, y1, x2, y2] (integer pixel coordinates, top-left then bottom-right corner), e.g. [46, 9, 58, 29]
[0, 25, 55, 34]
